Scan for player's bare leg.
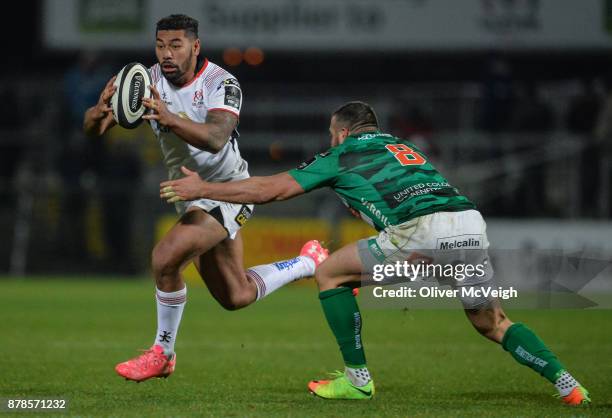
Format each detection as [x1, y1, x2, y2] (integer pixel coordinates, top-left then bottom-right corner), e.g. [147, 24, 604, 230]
[152, 208, 228, 293]
[115, 208, 227, 382]
[116, 207, 327, 382]
[193, 231, 256, 310]
[464, 299, 589, 405]
[464, 299, 512, 343]
[315, 243, 362, 291]
[193, 232, 328, 310]
[308, 243, 374, 399]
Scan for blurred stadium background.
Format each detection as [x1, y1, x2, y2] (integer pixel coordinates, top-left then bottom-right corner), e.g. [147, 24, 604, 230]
[3, 0, 612, 280]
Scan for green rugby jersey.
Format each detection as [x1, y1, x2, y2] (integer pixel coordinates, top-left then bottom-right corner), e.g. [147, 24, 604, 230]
[288, 131, 475, 231]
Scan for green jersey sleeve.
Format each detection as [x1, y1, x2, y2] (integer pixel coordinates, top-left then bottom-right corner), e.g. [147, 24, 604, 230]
[288, 150, 338, 192]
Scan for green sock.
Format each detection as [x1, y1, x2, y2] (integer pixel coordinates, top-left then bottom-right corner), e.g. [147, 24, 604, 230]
[319, 287, 366, 367]
[502, 323, 565, 383]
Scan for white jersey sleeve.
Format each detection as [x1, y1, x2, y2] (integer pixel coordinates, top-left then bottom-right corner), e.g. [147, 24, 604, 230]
[206, 75, 242, 117]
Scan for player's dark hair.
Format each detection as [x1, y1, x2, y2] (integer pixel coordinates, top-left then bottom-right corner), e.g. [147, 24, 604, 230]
[156, 14, 199, 39]
[332, 101, 379, 132]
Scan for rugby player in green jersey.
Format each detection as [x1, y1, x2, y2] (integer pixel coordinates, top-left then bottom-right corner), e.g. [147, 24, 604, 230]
[159, 101, 589, 405]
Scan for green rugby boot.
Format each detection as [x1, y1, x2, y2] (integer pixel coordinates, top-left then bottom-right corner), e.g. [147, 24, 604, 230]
[555, 385, 591, 406]
[308, 371, 374, 400]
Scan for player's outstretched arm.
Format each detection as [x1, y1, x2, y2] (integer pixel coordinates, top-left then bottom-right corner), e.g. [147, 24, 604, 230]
[83, 76, 117, 137]
[160, 167, 305, 204]
[142, 85, 235, 153]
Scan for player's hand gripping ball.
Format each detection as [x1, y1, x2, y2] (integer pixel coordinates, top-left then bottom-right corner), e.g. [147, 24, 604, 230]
[111, 62, 152, 129]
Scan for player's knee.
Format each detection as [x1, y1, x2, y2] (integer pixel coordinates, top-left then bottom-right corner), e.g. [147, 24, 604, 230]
[218, 299, 241, 311]
[218, 291, 252, 311]
[471, 319, 496, 339]
[467, 311, 509, 343]
[314, 268, 333, 290]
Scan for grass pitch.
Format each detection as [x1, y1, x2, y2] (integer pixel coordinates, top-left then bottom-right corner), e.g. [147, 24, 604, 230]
[2, 277, 611, 417]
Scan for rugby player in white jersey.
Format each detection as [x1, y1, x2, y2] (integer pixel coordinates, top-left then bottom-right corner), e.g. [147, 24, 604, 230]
[83, 14, 328, 382]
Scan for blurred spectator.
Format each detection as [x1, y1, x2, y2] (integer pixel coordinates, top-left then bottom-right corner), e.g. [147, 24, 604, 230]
[566, 79, 601, 135]
[476, 54, 517, 216]
[478, 54, 516, 133]
[0, 86, 23, 271]
[58, 51, 108, 265]
[59, 51, 144, 272]
[511, 82, 555, 132]
[98, 138, 142, 273]
[0, 86, 23, 195]
[390, 101, 439, 159]
[0, 85, 21, 129]
[595, 78, 612, 217]
[510, 82, 555, 216]
[565, 78, 603, 217]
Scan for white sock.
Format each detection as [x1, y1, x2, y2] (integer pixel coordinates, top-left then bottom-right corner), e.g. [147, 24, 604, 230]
[345, 366, 371, 387]
[247, 256, 315, 300]
[555, 370, 579, 397]
[154, 286, 187, 355]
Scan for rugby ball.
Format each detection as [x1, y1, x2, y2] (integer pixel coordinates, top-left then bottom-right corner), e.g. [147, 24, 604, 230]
[111, 62, 152, 129]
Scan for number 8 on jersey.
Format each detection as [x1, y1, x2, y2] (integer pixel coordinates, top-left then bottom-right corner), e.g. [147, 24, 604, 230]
[385, 144, 426, 166]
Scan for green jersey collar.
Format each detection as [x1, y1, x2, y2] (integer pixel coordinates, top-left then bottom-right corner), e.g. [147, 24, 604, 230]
[346, 130, 384, 142]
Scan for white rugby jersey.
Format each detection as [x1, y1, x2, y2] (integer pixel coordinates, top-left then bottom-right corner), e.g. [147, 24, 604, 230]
[149, 59, 249, 182]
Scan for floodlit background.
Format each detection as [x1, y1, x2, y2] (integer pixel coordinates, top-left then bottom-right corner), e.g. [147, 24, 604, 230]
[2, 0, 612, 283]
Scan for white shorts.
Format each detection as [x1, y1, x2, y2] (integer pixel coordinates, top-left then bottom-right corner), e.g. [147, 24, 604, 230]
[358, 209, 493, 287]
[175, 198, 254, 239]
